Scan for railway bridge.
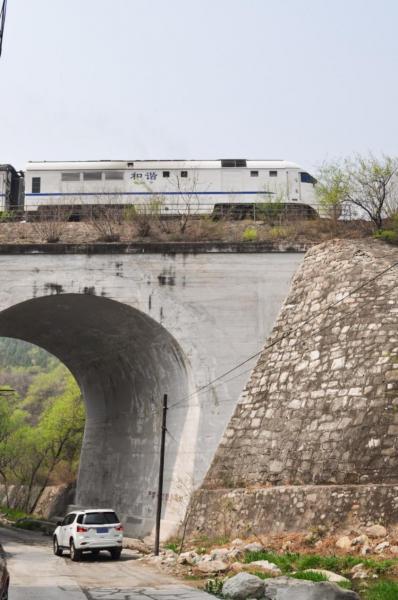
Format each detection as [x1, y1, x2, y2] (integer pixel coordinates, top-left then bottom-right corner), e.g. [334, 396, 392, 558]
[0, 242, 303, 538]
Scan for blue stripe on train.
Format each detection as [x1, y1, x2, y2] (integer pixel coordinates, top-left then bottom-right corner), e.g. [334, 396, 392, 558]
[25, 190, 272, 197]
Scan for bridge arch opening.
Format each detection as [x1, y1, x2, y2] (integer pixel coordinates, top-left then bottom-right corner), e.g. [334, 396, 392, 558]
[0, 293, 192, 538]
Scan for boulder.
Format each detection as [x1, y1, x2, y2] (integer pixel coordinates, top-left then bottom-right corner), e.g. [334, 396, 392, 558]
[211, 547, 230, 561]
[249, 560, 282, 575]
[375, 541, 389, 553]
[302, 569, 349, 583]
[222, 572, 264, 599]
[231, 538, 244, 547]
[196, 559, 229, 574]
[244, 542, 264, 553]
[263, 577, 360, 599]
[365, 524, 387, 538]
[335, 536, 352, 550]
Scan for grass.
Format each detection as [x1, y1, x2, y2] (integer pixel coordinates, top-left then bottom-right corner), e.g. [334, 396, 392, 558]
[365, 581, 398, 600]
[0, 505, 31, 521]
[243, 550, 396, 577]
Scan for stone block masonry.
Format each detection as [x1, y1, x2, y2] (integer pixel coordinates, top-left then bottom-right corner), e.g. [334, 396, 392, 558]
[187, 239, 398, 537]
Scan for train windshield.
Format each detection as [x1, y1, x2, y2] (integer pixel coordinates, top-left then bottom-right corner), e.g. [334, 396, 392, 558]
[300, 172, 317, 185]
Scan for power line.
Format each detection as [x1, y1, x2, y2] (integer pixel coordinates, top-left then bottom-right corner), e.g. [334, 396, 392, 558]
[166, 257, 398, 412]
[167, 279, 398, 412]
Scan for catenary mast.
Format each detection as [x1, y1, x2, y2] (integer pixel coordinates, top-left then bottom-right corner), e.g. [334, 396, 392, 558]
[0, 0, 7, 57]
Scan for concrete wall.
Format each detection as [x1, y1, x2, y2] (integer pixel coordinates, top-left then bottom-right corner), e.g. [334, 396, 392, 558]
[188, 239, 398, 537]
[0, 247, 302, 538]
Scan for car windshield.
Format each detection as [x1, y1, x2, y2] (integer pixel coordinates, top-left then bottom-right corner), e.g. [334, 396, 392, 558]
[83, 511, 119, 525]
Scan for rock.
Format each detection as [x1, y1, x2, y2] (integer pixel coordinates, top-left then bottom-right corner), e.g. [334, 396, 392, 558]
[123, 537, 151, 553]
[231, 538, 244, 547]
[389, 545, 398, 554]
[243, 542, 264, 553]
[230, 561, 244, 572]
[351, 534, 369, 546]
[302, 569, 349, 583]
[365, 524, 387, 538]
[196, 559, 229, 574]
[360, 544, 372, 556]
[228, 547, 245, 560]
[249, 560, 282, 575]
[335, 536, 352, 550]
[351, 564, 369, 580]
[177, 551, 196, 565]
[222, 572, 264, 599]
[263, 576, 360, 599]
[375, 541, 389, 553]
[211, 547, 230, 561]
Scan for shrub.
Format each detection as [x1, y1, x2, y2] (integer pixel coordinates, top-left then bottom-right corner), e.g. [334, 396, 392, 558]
[374, 229, 398, 244]
[204, 577, 225, 595]
[0, 210, 13, 223]
[242, 226, 257, 242]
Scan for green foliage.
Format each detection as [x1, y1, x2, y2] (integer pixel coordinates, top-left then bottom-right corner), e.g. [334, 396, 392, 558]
[0, 211, 12, 223]
[242, 226, 257, 242]
[244, 550, 396, 578]
[0, 339, 85, 513]
[268, 226, 291, 239]
[204, 577, 225, 595]
[291, 571, 328, 582]
[374, 229, 398, 243]
[316, 154, 398, 228]
[0, 338, 56, 369]
[365, 581, 398, 600]
[374, 212, 398, 244]
[164, 541, 180, 553]
[0, 504, 30, 520]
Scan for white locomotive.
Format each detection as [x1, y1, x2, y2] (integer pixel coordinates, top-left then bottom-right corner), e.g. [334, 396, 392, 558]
[2, 159, 318, 218]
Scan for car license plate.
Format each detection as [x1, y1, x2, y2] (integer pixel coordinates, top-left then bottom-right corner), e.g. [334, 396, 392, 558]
[96, 527, 108, 533]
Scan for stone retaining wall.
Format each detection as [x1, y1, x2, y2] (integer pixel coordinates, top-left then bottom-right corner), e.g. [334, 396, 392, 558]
[188, 484, 398, 538]
[187, 239, 398, 537]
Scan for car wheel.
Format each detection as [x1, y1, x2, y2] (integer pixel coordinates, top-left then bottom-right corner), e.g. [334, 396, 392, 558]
[70, 540, 82, 562]
[53, 537, 63, 557]
[91, 550, 100, 558]
[110, 548, 122, 560]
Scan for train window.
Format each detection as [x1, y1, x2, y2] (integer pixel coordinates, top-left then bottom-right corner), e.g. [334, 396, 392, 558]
[221, 159, 247, 168]
[105, 171, 124, 180]
[163, 171, 170, 178]
[180, 171, 188, 178]
[83, 171, 102, 181]
[269, 170, 278, 177]
[300, 172, 317, 184]
[61, 172, 80, 182]
[32, 177, 41, 193]
[250, 170, 259, 177]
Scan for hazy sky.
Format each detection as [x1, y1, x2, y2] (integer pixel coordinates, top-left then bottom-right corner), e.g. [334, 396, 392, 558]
[1, 0, 397, 171]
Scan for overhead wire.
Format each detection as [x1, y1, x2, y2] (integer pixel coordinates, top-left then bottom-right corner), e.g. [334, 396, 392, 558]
[164, 257, 398, 413]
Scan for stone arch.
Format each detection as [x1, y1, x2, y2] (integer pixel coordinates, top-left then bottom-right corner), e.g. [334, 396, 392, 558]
[0, 293, 192, 538]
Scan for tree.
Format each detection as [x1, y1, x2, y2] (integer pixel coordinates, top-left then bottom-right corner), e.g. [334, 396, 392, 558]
[317, 154, 398, 229]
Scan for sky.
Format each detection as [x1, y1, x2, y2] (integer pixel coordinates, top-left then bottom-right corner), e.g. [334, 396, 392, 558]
[0, 0, 397, 172]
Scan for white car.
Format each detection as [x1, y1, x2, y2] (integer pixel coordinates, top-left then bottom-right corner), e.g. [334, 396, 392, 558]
[53, 509, 123, 561]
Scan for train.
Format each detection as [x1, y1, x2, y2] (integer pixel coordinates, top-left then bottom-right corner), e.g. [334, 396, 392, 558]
[0, 159, 318, 219]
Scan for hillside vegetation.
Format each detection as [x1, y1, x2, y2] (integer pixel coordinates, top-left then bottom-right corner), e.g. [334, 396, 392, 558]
[0, 338, 84, 513]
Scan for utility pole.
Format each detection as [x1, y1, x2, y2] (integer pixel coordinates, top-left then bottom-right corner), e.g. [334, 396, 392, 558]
[0, 0, 7, 58]
[154, 393, 168, 556]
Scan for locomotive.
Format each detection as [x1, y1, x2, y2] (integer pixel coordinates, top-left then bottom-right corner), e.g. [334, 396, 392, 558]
[1, 159, 318, 218]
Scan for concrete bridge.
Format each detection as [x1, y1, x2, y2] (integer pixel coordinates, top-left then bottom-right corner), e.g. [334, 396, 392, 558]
[0, 243, 303, 538]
